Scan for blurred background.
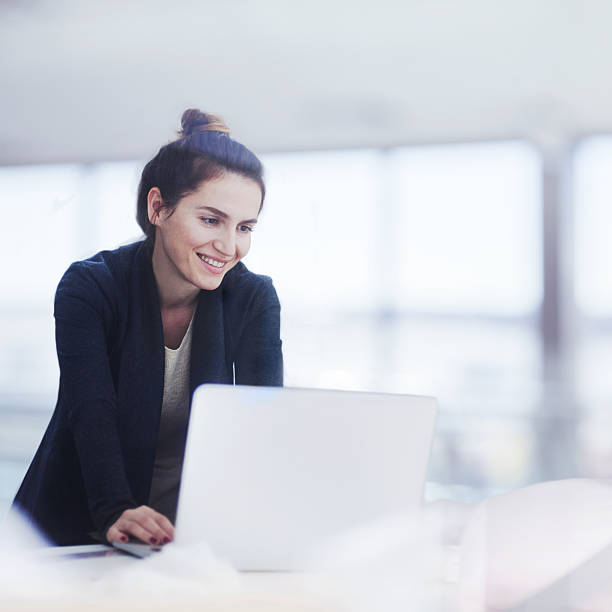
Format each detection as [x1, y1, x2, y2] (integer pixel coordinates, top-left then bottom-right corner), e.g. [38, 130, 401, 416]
[2, 0, 612, 518]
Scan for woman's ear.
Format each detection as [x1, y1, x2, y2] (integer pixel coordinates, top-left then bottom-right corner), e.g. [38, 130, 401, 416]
[147, 187, 165, 226]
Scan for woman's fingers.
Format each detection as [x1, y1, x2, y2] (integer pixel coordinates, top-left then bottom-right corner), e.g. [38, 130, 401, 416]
[106, 523, 129, 543]
[133, 511, 173, 543]
[122, 518, 163, 545]
[122, 506, 173, 543]
[106, 506, 174, 545]
[154, 512, 175, 539]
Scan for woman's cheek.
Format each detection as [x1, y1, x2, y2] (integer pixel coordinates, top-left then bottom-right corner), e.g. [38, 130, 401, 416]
[239, 235, 252, 259]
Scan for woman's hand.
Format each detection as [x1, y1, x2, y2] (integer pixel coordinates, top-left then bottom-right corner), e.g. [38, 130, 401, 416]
[106, 505, 174, 546]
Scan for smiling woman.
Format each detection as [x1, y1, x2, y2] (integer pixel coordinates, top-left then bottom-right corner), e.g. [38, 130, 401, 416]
[11, 109, 283, 546]
[150, 174, 262, 301]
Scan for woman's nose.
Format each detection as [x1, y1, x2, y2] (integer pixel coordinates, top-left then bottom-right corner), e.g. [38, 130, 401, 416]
[213, 229, 235, 256]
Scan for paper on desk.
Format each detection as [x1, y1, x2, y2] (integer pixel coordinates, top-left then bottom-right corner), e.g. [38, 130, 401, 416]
[458, 478, 612, 612]
[0, 510, 242, 607]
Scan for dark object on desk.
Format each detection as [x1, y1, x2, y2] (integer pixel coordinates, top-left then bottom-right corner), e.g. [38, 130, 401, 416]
[112, 540, 162, 558]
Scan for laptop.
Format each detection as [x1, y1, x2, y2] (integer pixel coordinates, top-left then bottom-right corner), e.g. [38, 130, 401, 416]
[116, 384, 437, 570]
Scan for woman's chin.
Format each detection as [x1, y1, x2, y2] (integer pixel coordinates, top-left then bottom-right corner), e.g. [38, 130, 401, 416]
[196, 274, 225, 291]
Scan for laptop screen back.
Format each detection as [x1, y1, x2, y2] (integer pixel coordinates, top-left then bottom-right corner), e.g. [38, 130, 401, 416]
[175, 384, 437, 570]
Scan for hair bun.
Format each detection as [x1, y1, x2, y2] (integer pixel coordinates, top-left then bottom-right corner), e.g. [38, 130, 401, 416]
[179, 109, 230, 137]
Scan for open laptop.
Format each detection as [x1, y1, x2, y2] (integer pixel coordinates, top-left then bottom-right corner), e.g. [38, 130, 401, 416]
[115, 384, 437, 570]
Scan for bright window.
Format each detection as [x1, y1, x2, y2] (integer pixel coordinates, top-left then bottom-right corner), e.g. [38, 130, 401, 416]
[391, 142, 542, 315]
[0, 165, 81, 305]
[574, 136, 612, 318]
[251, 150, 382, 315]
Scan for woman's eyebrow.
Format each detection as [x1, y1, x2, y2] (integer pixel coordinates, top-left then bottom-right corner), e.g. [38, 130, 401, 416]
[197, 205, 258, 225]
[197, 205, 228, 218]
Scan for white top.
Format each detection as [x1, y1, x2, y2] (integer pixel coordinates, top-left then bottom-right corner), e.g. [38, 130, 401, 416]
[148, 315, 194, 522]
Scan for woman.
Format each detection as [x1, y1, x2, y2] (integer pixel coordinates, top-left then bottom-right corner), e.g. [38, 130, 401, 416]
[13, 109, 283, 546]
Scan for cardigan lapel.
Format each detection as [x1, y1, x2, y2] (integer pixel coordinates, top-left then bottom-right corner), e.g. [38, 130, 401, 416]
[189, 286, 232, 396]
[133, 241, 232, 422]
[136, 243, 165, 425]
[117, 241, 165, 502]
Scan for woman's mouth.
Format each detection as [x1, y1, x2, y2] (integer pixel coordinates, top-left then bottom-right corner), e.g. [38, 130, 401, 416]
[197, 253, 230, 274]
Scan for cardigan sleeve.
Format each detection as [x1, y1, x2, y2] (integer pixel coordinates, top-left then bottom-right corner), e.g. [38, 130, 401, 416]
[233, 276, 283, 387]
[54, 262, 137, 535]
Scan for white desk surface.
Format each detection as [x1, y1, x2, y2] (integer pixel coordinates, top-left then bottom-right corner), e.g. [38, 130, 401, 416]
[7, 483, 612, 611]
[0, 543, 456, 611]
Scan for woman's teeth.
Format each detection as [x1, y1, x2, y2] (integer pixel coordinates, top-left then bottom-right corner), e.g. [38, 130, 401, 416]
[199, 254, 225, 268]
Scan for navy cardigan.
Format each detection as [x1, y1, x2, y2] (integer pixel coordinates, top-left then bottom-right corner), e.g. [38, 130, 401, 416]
[13, 240, 283, 545]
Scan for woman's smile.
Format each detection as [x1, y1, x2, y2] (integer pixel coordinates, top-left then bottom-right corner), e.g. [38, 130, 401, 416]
[149, 172, 262, 301]
[197, 253, 231, 273]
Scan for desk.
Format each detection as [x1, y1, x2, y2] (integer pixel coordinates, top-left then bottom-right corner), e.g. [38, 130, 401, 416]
[0, 501, 470, 611]
[0, 543, 458, 612]
[7, 483, 612, 611]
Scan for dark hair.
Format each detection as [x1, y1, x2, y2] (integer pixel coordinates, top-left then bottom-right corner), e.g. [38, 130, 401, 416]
[136, 109, 265, 242]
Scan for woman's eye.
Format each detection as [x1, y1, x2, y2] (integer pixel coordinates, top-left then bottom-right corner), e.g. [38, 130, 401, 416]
[201, 217, 218, 226]
[238, 225, 254, 233]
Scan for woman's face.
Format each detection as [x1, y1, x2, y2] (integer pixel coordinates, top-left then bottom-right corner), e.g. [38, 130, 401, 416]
[150, 172, 262, 294]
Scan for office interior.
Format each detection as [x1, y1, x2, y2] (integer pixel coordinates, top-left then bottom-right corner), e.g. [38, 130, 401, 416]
[2, 0, 612, 570]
